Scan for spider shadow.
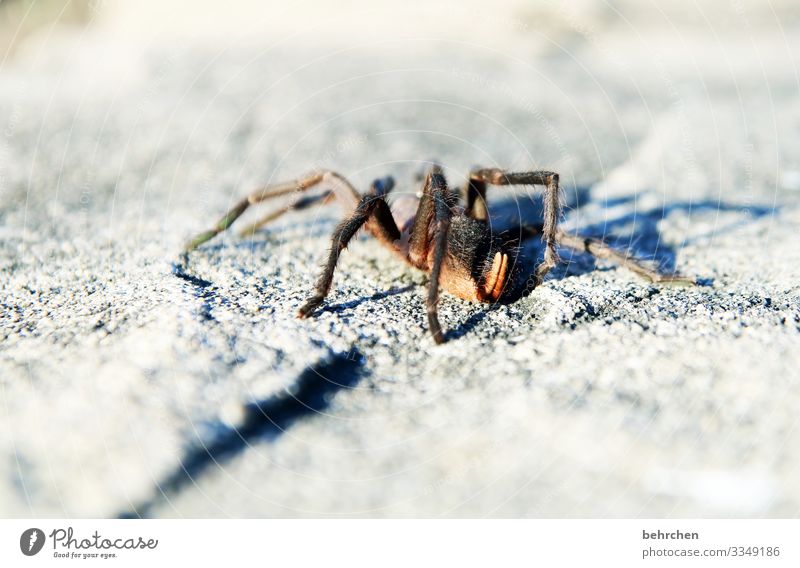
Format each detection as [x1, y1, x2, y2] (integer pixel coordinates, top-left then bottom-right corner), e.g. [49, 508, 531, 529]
[490, 189, 778, 303]
[120, 348, 367, 518]
[321, 285, 416, 314]
[172, 260, 228, 322]
[443, 305, 500, 342]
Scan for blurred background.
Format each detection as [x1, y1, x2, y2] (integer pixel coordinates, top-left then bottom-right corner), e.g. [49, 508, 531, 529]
[1, 0, 799, 518]
[3, 0, 799, 216]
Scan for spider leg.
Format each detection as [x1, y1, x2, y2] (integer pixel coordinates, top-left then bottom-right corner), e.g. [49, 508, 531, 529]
[238, 190, 335, 238]
[405, 170, 453, 343]
[519, 224, 695, 285]
[413, 160, 444, 182]
[184, 170, 361, 251]
[238, 175, 396, 238]
[462, 176, 488, 221]
[297, 179, 401, 318]
[425, 173, 453, 344]
[469, 168, 561, 287]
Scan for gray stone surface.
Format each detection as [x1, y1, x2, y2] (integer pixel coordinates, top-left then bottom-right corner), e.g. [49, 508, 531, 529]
[1, 2, 799, 517]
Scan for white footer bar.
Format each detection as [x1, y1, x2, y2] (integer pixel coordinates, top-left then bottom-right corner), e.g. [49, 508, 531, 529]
[1, 520, 797, 567]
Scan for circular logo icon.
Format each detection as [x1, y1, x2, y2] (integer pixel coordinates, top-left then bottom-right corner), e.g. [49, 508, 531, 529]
[20, 528, 45, 556]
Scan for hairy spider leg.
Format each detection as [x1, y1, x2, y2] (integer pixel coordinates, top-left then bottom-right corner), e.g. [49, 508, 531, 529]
[184, 170, 363, 251]
[517, 224, 695, 285]
[237, 190, 335, 238]
[468, 168, 561, 287]
[462, 176, 489, 221]
[239, 175, 398, 239]
[404, 170, 453, 343]
[297, 179, 402, 319]
[425, 173, 453, 344]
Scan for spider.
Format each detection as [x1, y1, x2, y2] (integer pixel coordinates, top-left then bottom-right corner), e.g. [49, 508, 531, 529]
[184, 165, 694, 343]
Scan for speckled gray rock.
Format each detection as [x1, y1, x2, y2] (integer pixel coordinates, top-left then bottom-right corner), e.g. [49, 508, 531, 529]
[1, 3, 799, 518]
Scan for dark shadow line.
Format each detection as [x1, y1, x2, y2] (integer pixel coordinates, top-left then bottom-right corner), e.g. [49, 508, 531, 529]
[172, 261, 221, 322]
[497, 197, 778, 299]
[171, 261, 213, 288]
[322, 285, 415, 313]
[119, 348, 367, 519]
[444, 307, 495, 341]
[577, 200, 778, 245]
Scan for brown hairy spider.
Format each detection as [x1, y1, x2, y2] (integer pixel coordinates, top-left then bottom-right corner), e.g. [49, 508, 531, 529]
[184, 165, 694, 343]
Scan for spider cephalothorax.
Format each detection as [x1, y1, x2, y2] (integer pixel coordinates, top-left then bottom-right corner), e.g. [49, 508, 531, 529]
[185, 165, 693, 343]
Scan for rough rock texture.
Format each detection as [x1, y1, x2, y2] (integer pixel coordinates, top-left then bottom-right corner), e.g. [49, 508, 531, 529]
[1, 1, 799, 517]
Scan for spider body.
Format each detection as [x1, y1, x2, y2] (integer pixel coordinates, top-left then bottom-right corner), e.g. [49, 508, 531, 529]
[406, 208, 510, 303]
[373, 183, 509, 303]
[185, 165, 693, 343]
